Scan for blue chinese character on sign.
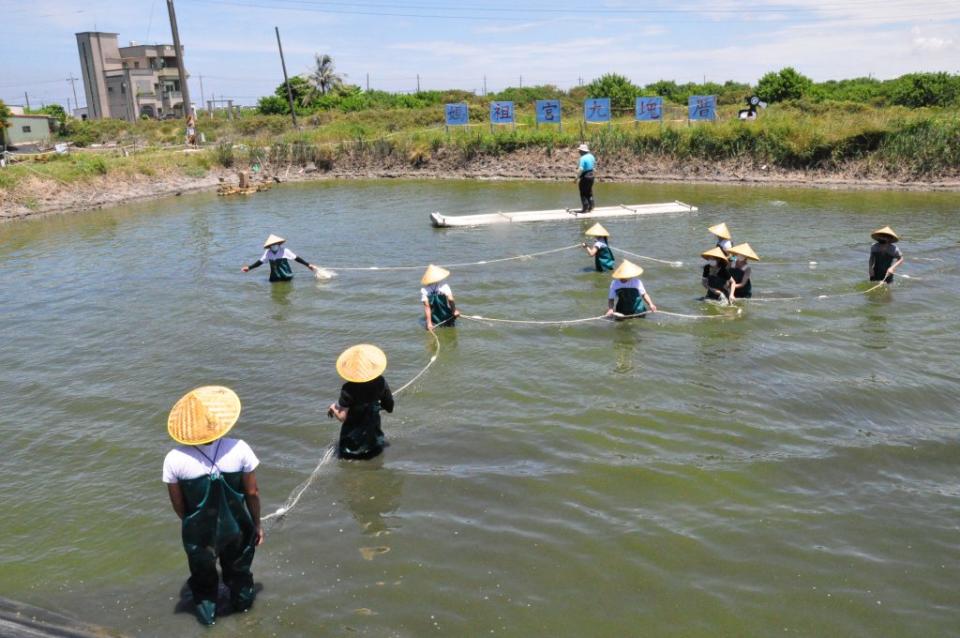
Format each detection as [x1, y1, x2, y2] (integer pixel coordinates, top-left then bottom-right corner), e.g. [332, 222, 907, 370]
[445, 103, 469, 126]
[536, 99, 561, 123]
[635, 97, 663, 121]
[688, 95, 716, 121]
[584, 98, 611, 123]
[490, 101, 514, 124]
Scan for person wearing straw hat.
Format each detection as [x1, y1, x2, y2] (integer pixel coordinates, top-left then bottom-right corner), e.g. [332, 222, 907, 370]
[728, 242, 760, 301]
[869, 226, 904, 284]
[574, 143, 596, 213]
[241, 234, 319, 282]
[581, 223, 616, 272]
[605, 260, 657, 319]
[701, 247, 733, 303]
[328, 344, 395, 460]
[162, 386, 263, 626]
[420, 264, 460, 331]
[708, 223, 734, 256]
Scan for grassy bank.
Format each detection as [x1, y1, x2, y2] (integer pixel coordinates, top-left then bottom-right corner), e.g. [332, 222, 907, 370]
[1, 101, 959, 213]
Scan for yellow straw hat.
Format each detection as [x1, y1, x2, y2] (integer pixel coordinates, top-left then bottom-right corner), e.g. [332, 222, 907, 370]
[168, 386, 242, 446]
[336, 344, 387, 383]
[708, 223, 732, 240]
[584, 223, 609, 237]
[263, 233, 286, 248]
[701, 247, 729, 262]
[611, 260, 643, 279]
[421, 264, 450, 286]
[728, 242, 760, 261]
[871, 226, 900, 242]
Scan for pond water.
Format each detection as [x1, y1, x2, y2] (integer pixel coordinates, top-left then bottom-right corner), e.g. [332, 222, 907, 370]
[0, 180, 957, 637]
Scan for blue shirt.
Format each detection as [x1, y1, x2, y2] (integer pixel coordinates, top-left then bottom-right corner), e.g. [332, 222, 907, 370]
[578, 153, 596, 172]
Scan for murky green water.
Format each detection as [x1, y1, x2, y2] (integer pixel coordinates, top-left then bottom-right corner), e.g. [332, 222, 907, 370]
[0, 180, 958, 637]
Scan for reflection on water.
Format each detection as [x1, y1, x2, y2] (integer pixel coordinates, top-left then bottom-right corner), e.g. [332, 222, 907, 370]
[337, 459, 403, 537]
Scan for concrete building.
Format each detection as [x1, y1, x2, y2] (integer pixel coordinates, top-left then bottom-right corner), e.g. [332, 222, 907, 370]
[1, 114, 58, 149]
[76, 32, 190, 121]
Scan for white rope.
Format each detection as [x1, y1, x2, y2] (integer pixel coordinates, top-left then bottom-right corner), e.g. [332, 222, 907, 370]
[613, 247, 684, 267]
[815, 281, 887, 300]
[462, 307, 735, 325]
[319, 244, 582, 273]
[263, 324, 444, 526]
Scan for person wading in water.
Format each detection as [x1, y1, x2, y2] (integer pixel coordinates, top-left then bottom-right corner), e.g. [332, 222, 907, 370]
[581, 223, 616, 272]
[420, 264, 461, 331]
[163, 386, 264, 626]
[728, 242, 760, 301]
[605, 259, 657, 320]
[868, 226, 904, 284]
[328, 344, 395, 460]
[242, 234, 318, 282]
[574, 143, 596, 213]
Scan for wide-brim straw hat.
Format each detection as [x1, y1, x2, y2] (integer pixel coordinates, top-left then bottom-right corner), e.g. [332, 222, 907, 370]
[728, 242, 760, 261]
[611, 259, 643, 279]
[708, 223, 732, 240]
[577, 143, 590, 153]
[336, 344, 387, 383]
[263, 233, 286, 248]
[701, 247, 729, 262]
[421, 264, 450, 286]
[584, 223, 609, 237]
[871, 226, 900, 242]
[168, 386, 242, 446]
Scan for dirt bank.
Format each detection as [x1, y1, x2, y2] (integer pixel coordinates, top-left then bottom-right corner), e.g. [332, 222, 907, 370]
[2, 148, 958, 222]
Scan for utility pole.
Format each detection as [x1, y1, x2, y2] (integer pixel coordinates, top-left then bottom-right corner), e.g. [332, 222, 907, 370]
[166, 0, 192, 119]
[416, 74, 420, 93]
[24, 92, 30, 110]
[483, 75, 487, 96]
[66, 74, 80, 109]
[578, 76, 583, 86]
[366, 73, 369, 92]
[68, 97, 72, 114]
[519, 75, 522, 88]
[198, 74, 206, 116]
[275, 26, 298, 127]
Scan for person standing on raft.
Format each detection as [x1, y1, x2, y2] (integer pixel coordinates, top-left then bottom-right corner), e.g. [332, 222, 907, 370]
[708, 223, 734, 257]
[241, 234, 318, 282]
[728, 243, 760, 301]
[162, 386, 263, 626]
[605, 260, 657, 319]
[869, 226, 904, 283]
[701, 247, 733, 302]
[420, 264, 461, 331]
[574, 143, 596, 213]
[582, 223, 616, 272]
[328, 344, 395, 460]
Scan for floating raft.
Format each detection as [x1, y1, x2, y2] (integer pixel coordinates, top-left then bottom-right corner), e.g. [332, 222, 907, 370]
[430, 201, 698, 228]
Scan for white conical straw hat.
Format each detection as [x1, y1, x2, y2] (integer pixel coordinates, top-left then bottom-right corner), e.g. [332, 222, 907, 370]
[708, 223, 731, 240]
[263, 233, 286, 248]
[336, 344, 387, 383]
[701, 247, 729, 262]
[871, 226, 900, 242]
[611, 260, 643, 279]
[421, 264, 450, 285]
[577, 143, 590, 152]
[584, 223, 609, 237]
[168, 386, 241, 446]
[728, 242, 760, 261]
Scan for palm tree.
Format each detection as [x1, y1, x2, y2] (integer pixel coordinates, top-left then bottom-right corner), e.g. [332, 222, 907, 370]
[301, 54, 344, 106]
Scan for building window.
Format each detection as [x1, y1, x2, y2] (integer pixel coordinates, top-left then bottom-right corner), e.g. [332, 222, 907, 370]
[22, 126, 32, 133]
[134, 61, 140, 69]
[108, 87, 113, 93]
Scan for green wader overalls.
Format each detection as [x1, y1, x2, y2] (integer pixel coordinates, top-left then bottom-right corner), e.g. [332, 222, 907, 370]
[179, 442, 257, 624]
[427, 287, 455, 326]
[614, 286, 648, 316]
[594, 242, 615, 272]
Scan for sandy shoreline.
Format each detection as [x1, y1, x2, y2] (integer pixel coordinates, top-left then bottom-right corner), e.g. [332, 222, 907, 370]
[2, 150, 959, 222]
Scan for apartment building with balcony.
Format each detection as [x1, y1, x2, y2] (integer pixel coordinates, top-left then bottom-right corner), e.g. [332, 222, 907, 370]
[76, 32, 191, 122]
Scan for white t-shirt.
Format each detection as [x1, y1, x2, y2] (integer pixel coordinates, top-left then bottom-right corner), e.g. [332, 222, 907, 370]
[716, 239, 732, 252]
[608, 278, 646, 300]
[260, 247, 297, 262]
[420, 282, 453, 304]
[162, 437, 259, 483]
[594, 239, 608, 249]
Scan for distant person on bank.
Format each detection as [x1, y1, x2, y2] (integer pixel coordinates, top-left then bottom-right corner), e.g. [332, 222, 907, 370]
[701, 247, 733, 303]
[162, 386, 263, 626]
[581, 223, 616, 272]
[605, 260, 657, 319]
[728, 242, 760, 301]
[868, 226, 904, 283]
[575, 143, 596, 213]
[708, 222, 734, 257]
[242, 234, 318, 282]
[328, 344, 395, 460]
[420, 264, 461, 331]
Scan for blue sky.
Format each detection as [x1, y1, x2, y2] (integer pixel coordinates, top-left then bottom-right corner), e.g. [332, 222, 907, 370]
[2, 0, 959, 108]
